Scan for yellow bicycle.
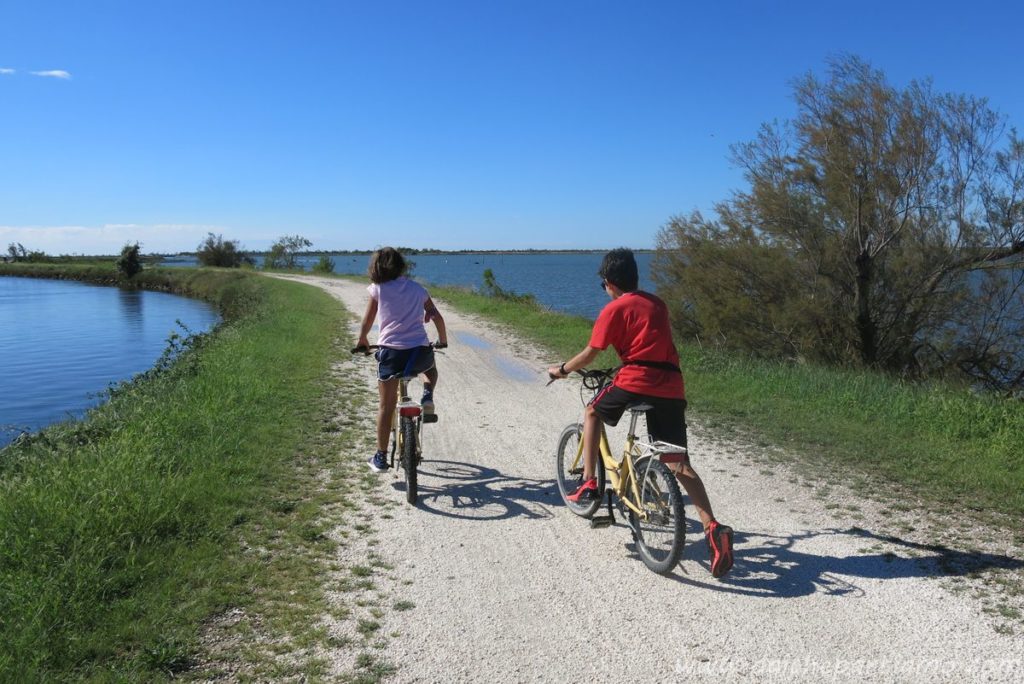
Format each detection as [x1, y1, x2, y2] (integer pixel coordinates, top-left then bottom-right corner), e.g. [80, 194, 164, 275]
[554, 368, 686, 574]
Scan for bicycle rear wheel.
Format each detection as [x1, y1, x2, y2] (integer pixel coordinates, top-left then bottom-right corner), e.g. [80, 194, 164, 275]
[401, 416, 418, 504]
[555, 423, 603, 518]
[628, 457, 685, 574]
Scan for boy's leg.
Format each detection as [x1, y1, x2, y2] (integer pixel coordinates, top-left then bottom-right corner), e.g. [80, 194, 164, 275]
[377, 378, 399, 452]
[672, 464, 715, 530]
[647, 398, 715, 530]
[582, 404, 603, 481]
[649, 397, 733, 577]
[565, 404, 603, 502]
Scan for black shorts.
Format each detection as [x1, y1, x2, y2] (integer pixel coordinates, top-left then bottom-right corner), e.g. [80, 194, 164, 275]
[590, 384, 688, 449]
[375, 346, 435, 381]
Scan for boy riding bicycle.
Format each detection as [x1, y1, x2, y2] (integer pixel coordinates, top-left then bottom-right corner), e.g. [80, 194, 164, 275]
[547, 248, 734, 578]
[357, 247, 448, 472]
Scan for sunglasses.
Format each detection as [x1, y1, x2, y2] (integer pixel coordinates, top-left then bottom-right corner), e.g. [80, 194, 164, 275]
[600, 279, 607, 290]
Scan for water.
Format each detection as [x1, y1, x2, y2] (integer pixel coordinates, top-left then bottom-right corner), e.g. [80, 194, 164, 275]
[163, 252, 656, 320]
[0, 277, 220, 448]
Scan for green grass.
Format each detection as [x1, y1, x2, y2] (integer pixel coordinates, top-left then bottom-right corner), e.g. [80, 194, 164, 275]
[0, 263, 353, 679]
[681, 348, 1024, 516]
[430, 284, 1024, 519]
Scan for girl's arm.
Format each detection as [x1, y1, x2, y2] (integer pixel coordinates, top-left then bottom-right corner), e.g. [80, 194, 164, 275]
[424, 297, 447, 346]
[357, 297, 378, 348]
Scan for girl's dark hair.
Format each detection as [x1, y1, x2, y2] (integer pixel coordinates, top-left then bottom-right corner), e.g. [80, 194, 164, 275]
[368, 247, 406, 284]
[599, 248, 639, 291]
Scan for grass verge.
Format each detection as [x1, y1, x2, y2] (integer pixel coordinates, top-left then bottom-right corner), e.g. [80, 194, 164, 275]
[0, 264, 369, 679]
[430, 284, 1024, 522]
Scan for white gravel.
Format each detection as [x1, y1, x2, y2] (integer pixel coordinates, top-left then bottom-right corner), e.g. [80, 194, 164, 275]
[279, 274, 1024, 683]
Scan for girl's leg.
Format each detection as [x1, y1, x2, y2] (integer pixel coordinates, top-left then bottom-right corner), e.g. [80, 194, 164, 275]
[377, 378, 399, 452]
[421, 366, 438, 394]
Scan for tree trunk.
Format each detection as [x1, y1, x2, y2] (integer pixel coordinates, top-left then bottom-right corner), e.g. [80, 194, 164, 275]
[855, 250, 878, 365]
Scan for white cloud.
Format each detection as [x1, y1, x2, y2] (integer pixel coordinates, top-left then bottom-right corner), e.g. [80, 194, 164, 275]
[0, 224, 234, 255]
[30, 70, 71, 80]
[0, 68, 14, 75]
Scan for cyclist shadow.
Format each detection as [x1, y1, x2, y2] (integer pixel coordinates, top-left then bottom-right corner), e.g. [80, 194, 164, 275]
[626, 524, 1023, 598]
[392, 459, 560, 522]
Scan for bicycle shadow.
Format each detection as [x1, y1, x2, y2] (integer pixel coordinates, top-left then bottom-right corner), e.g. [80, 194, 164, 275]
[620, 524, 1023, 598]
[392, 459, 559, 522]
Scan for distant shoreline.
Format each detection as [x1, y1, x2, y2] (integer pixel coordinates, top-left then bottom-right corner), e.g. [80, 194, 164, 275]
[155, 248, 657, 259]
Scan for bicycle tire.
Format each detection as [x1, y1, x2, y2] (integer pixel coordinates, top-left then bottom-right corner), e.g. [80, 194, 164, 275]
[555, 423, 603, 518]
[628, 457, 685, 574]
[401, 416, 418, 504]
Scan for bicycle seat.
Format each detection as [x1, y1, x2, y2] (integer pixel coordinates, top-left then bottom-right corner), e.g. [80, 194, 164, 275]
[626, 402, 653, 413]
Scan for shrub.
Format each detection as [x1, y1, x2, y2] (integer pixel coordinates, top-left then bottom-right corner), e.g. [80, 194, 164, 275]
[311, 255, 335, 274]
[116, 242, 143, 278]
[196, 233, 251, 268]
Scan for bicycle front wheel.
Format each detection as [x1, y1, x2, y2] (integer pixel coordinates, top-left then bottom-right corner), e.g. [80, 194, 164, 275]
[401, 416, 418, 505]
[628, 457, 685, 574]
[555, 423, 602, 518]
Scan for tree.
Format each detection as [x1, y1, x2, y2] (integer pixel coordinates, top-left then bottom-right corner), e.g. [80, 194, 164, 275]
[263, 234, 312, 270]
[116, 242, 143, 278]
[6, 243, 47, 262]
[196, 233, 251, 267]
[654, 55, 1024, 391]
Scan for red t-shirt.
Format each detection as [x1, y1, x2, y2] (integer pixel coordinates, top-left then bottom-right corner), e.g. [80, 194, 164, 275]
[589, 291, 685, 399]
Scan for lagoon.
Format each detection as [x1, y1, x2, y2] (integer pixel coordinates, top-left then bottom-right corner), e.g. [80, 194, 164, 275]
[0, 277, 219, 448]
[163, 251, 657, 320]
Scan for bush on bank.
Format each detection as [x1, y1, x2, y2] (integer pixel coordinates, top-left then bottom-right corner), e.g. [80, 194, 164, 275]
[0, 263, 345, 678]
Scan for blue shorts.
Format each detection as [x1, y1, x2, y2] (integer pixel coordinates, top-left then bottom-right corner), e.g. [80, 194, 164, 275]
[375, 346, 436, 381]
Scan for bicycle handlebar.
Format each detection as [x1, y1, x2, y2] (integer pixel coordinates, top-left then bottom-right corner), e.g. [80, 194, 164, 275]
[545, 366, 620, 387]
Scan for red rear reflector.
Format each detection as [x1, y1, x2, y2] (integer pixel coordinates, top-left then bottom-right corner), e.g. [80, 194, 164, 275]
[400, 406, 422, 417]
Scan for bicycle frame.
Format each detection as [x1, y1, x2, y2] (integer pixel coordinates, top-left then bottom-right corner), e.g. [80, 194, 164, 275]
[569, 410, 650, 520]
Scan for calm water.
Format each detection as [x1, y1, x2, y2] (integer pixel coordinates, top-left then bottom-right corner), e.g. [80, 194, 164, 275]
[163, 252, 656, 320]
[0, 277, 220, 448]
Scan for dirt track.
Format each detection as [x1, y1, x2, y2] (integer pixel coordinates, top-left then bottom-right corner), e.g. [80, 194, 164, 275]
[279, 274, 1024, 683]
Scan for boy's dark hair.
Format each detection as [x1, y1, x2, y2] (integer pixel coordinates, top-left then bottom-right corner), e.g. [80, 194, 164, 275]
[599, 248, 639, 292]
[368, 247, 406, 284]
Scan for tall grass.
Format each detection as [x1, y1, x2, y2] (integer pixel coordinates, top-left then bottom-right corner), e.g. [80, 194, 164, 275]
[0, 265, 346, 678]
[431, 284, 1024, 519]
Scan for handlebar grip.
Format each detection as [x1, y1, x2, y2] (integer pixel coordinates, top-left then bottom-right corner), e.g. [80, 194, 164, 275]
[351, 345, 371, 355]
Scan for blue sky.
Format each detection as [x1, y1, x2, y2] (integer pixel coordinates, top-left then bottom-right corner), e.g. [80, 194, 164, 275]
[2, 0, 1022, 254]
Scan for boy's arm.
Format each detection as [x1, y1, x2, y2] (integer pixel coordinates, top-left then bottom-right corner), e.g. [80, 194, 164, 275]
[547, 346, 601, 380]
[424, 297, 447, 346]
[357, 298, 378, 348]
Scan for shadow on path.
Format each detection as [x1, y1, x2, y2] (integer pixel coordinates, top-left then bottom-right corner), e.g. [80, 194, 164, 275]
[633, 525, 1024, 598]
[392, 459, 558, 522]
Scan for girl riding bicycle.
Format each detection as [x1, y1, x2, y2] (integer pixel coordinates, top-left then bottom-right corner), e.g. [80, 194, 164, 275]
[357, 247, 448, 472]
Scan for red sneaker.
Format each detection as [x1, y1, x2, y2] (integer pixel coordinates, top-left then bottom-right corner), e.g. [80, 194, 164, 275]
[706, 521, 734, 578]
[567, 477, 599, 503]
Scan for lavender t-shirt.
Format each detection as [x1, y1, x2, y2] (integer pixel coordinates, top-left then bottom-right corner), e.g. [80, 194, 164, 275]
[368, 277, 431, 349]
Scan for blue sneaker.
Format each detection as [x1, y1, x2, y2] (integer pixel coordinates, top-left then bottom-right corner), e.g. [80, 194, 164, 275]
[367, 451, 389, 472]
[421, 390, 435, 415]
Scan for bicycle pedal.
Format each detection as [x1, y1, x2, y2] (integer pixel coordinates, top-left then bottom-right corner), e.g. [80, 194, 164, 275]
[590, 515, 614, 529]
[422, 414, 439, 424]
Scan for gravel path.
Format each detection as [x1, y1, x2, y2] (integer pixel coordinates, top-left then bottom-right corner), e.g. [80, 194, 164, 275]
[280, 274, 1024, 683]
